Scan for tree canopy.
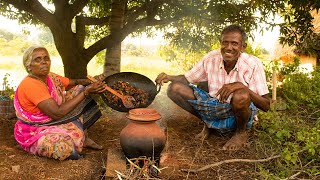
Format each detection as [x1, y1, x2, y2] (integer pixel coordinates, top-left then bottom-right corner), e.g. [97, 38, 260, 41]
[0, 0, 319, 78]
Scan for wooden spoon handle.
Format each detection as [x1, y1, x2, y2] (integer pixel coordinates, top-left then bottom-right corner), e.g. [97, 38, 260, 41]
[87, 75, 123, 99]
[87, 75, 136, 109]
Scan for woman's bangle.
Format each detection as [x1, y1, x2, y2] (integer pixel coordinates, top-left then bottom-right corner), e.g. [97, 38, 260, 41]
[83, 88, 89, 97]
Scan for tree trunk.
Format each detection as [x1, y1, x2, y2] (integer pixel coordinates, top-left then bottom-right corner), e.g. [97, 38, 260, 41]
[50, 27, 89, 79]
[61, 53, 89, 79]
[272, 69, 277, 103]
[104, 0, 127, 77]
[104, 44, 122, 77]
[317, 51, 320, 67]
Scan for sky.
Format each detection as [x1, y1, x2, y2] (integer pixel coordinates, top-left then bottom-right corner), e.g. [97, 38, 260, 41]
[252, 28, 280, 52]
[0, 16, 21, 34]
[0, 16, 40, 41]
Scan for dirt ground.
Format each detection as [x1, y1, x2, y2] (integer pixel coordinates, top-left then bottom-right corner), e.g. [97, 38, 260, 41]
[0, 90, 261, 180]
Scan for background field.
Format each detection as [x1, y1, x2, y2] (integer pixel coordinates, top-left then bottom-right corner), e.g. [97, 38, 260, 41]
[0, 54, 183, 90]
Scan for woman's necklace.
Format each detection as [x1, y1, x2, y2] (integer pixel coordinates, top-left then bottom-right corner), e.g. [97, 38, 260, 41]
[28, 74, 49, 88]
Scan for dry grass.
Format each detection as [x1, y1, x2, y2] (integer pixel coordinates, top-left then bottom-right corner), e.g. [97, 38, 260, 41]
[113, 157, 165, 180]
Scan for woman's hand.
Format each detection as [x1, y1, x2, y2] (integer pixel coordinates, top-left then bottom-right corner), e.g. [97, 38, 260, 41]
[38, 80, 106, 120]
[70, 74, 106, 88]
[93, 74, 107, 81]
[84, 81, 106, 95]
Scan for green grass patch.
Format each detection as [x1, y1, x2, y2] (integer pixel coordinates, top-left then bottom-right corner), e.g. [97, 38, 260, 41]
[254, 110, 320, 179]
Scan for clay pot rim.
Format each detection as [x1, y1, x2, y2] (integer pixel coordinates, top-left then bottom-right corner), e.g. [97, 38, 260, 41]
[127, 108, 161, 121]
[128, 108, 159, 115]
[126, 114, 161, 121]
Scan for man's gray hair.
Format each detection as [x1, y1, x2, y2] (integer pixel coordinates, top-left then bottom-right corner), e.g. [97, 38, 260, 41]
[221, 24, 247, 43]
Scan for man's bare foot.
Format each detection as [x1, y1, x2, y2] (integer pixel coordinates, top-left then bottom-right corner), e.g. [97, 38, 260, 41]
[84, 137, 103, 150]
[195, 124, 210, 141]
[222, 131, 249, 150]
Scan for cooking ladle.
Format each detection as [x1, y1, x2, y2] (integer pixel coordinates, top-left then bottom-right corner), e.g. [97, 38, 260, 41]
[87, 75, 136, 109]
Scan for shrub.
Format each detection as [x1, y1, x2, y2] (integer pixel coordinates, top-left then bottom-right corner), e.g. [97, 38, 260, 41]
[278, 66, 320, 119]
[0, 73, 14, 100]
[255, 111, 320, 179]
[0, 73, 16, 119]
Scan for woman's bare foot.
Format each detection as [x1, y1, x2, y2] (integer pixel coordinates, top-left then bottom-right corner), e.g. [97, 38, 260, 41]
[84, 137, 103, 150]
[195, 124, 210, 141]
[222, 131, 249, 150]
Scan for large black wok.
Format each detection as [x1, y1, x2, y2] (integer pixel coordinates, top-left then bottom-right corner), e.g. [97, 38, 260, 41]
[101, 72, 161, 112]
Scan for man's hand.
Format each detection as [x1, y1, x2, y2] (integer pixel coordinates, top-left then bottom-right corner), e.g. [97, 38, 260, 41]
[155, 73, 189, 86]
[216, 82, 247, 103]
[155, 72, 170, 86]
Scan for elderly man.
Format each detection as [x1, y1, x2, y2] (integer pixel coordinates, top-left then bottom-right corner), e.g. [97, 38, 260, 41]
[155, 24, 270, 150]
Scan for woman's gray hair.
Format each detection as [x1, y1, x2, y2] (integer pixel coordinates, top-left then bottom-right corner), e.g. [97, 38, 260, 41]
[23, 45, 48, 73]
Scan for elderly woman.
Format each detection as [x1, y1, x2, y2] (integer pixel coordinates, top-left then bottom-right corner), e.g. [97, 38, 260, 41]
[14, 45, 107, 160]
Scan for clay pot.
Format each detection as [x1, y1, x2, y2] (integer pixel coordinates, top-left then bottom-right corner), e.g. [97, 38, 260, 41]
[120, 108, 166, 167]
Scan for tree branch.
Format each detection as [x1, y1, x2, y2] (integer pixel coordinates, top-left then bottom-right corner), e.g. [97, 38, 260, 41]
[75, 15, 86, 48]
[52, 0, 72, 22]
[181, 146, 318, 173]
[85, 2, 182, 60]
[85, 29, 127, 60]
[122, 16, 180, 37]
[181, 155, 281, 173]
[81, 16, 111, 26]
[3, 0, 55, 27]
[53, 0, 89, 24]
[52, 0, 68, 14]
[2, 0, 28, 10]
[125, 0, 166, 28]
[74, 15, 111, 49]
[85, 35, 114, 60]
[69, 0, 89, 17]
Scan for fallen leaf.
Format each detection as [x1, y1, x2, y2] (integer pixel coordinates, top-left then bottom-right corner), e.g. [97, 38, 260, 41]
[12, 165, 20, 173]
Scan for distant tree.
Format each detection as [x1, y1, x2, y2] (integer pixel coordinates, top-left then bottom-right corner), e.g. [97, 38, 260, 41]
[245, 43, 269, 58]
[0, 36, 32, 56]
[0, 1, 319, 78]
[0, 29, 15, 41]
[38, 27, 54, 44]
[159, 41, 268, 72]
[278, 2, 320, 66]
[293, 32, 320, 66]
[123, 43, 150, 57]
